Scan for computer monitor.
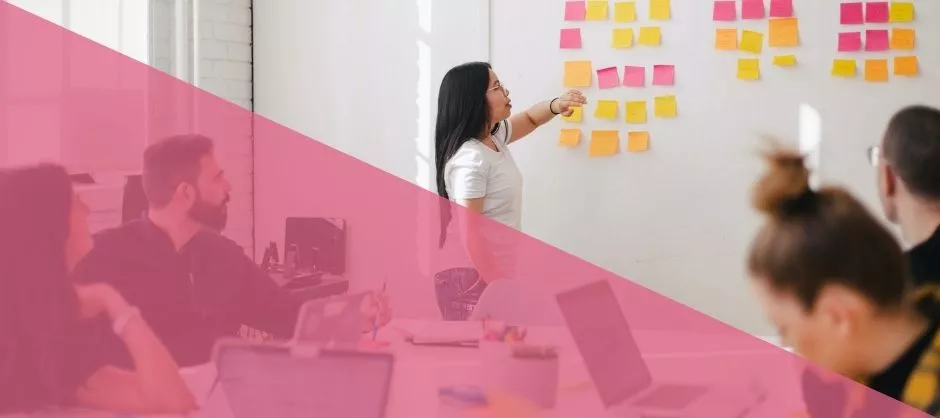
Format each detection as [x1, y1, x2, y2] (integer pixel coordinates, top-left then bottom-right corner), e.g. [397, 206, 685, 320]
[284, 217, 347, 275]
[121, 174, 148, 224]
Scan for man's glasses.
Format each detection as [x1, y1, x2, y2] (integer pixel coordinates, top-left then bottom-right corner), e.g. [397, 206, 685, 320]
[867, 145, 881, 167]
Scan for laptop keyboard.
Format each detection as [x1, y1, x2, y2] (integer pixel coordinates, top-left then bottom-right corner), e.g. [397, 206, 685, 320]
[632, 384, 709, 409]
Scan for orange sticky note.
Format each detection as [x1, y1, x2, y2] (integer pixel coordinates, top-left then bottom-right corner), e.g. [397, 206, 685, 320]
[559, 129, 582, 147]
[715, 28, 737, 50]
[638, 27, 662, 46]
[768, 18, 799, 47]
[612, 28, 634, 48]
[627, 131, 650, 152]
[562, 106, 583, 123]
[891, 28, 915, 50]
[864, 59, 889, 82]
[614, 1, 637, 22]
[564, 61, 593, 87]
[832, 59, 857, 78]
[894, 56, 919, 76]
[589, 131, 620, 157]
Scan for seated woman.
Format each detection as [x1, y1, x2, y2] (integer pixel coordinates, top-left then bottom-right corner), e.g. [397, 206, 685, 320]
[0, 164, 196, 414]
[746, 148, 940, 416]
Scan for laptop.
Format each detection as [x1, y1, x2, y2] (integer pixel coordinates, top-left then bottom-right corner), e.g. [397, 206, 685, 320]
[209, 339, 394, 418]
[555, 280, 760, 417]
[292, 292, 370, 347]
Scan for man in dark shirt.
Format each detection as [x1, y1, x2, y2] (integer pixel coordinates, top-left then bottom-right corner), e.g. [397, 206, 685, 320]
[75, 134, 390, 368]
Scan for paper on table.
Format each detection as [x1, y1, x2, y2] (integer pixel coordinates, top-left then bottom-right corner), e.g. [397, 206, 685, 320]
[838, 32, 862, 52]
[715, 28, 737, 50]
[891, 28, 915, 50]
[831, 59, 857, 77]
[598, 67, 621, 89]
[768, 18, 799, 47]
[652, 65, 675, 86]
[589, 131, 620, 157]
[565, 1, 587, 21]
[615, 1, 637, 22]
[865, 29, 889, 52]
[559, 129, 582, 147]
[742, 0, 765, 19]
[773, 55, 797, 67]
[586, 0, 609, 20]
[628, 131, 650, 152]
[889, 2, 914, 23]
[866, 2, 889, 22]
[564, 61, 593, 87]
[840, 2, 863, 24]
[560, 28, 582, 49]
[654, 95, 677, 118]
[595, 100, 619, 119]
[737, 58, 760, 80]
[713, 1, 737, 21]
[612, 28, 634, 48]
[638, 27, 662, 46]
[623, 66, 645, 87]
[770, 0, 793, 18]
[562, 106, 583, 123]
[864, 59, 889, 82]
[740, 30, 763, 54]
[650, 0, 670, 20]
[625, 101, 647, 124]
[894, 56, 918, 76]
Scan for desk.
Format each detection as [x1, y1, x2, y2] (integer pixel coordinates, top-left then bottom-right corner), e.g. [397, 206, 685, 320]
[268, 272, 349, 300]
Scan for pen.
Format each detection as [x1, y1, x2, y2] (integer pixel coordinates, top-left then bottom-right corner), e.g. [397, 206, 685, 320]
[372, 278, 387, 341]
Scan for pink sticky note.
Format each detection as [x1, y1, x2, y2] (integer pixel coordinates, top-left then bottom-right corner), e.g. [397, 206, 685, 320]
[624, 66, 645, 87]
[565, 1, 586, 21]
[865, 29, 889, 51]
[838, 32, 862, 52]
[769, 0, 793, 17]
[713, 1, 737, 21]
[840, 2, 863, 24]
[598, 67, 621, 89]
[560, 28, 582, 49]
[652, 65, 675, 86]
[742, 0, 765, 19]
[865, 2, 888, 23]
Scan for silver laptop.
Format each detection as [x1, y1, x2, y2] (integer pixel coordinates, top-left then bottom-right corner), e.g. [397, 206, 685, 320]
[292, 292, 370, 347]
[209, 339, 394, 418]
[556, 280, 760, 417]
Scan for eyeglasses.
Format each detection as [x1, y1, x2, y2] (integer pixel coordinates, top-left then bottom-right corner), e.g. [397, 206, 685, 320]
[867, 145, 881, 167]
[488, 82, 509, 96]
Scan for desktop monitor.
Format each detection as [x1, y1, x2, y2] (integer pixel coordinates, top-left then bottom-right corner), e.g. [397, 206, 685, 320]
[284, 217, 347, 275]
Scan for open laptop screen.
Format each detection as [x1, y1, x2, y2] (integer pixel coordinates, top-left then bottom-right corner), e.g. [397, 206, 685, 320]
[556, 280, 653, 408]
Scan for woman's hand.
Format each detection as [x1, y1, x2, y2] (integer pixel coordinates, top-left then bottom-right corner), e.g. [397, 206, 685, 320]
[361, 290, 393, 333]
[551, 90, 587, 117]
[75, 283, 130, 320]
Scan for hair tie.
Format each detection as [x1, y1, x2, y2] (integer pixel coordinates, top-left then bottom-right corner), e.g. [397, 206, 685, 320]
[778, 188, 819, 217]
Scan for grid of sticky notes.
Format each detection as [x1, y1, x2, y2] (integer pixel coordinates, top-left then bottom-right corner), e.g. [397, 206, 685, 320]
[833, 1, 918, 81]
[713, 0, 800, 81]
[562, 0, 676, 157]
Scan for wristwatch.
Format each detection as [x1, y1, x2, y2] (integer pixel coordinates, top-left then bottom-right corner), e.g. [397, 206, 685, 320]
[111, 306, 141, 335]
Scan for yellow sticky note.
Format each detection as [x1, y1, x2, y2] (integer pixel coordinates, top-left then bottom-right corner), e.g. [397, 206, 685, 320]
[559, 129, 582, 147]
[768, 18, 799, 47]
[773, 55, 797, 67]
[589, 131, 620, 157]
[638, 27, 662, 46]
[625, 101, 647, 124]
[650, 0, 670, 20]
[614, 2, 637, 22]
[891, 28, 915, 50]
[831, 59, 857, 78]
[740, 30, 763, 54]
[889, 2, 914, 22]
[595, 100, 619, 120]
[654, 95, 677, 118]
[737, 58, 761, 80]
[612, 28, 634, 49]
[586, 1, 609, 20]
[564, 61, 593, 88]
[715, 28, 737, 51]
[894, 56, 919, 76]
[562, 106, 583, 123]
[864, 59, 889, 82]
[627, 131, 650, 152]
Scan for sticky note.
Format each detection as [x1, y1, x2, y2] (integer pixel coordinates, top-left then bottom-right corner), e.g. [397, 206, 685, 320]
[713, 1, 737, 21]
[589, 131, 620, 157]
[866, 2, 889, 22]
[560, 28, 582, 49]
[565, 1, 587, 21]
[840, 2, 863, 24]
[559, 129, 582, 147]
[628, 131, 650, 152]
[737, 58, 760, 80]
[595, 100, 619, 120]
[562, 106, 583, 122]
[638, 27, 662, 46]
[626, 101, 647, 123]
[773, 55, 797, 67]
[890, 2, 914, 22]
[838, 32, 862, 52]
[865, 29, 889, 52]
[891, 28, 915, 50]
[740, 30, 763, 54]
[615, 1, 637, 22]
[650, 0, 670, 20]
[653, 65, 675, 86]
[715, 28, 737, 50]
[598, 67, 621, 89]
[654, 95, 677, 118]
[864, 59, 889, 82]
[742, 0, 765, 19]
[831, 59, 857, 78]
[624, 66, 645, 87]
[769, 18, 799, 47]
[770, 0, 794, 18]
[586, 0, 609, 20]
[612, 28, 634, 48]
[894, 56, 919, 76]
[564, 61, 593, 87]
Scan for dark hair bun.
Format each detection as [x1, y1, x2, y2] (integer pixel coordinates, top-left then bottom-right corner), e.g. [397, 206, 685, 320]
[753, 148, 812, 217]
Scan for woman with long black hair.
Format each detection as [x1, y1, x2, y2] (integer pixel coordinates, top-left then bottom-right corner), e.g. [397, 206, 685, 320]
[433, 62, 585, 319]
[0, 164, 196, 414]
